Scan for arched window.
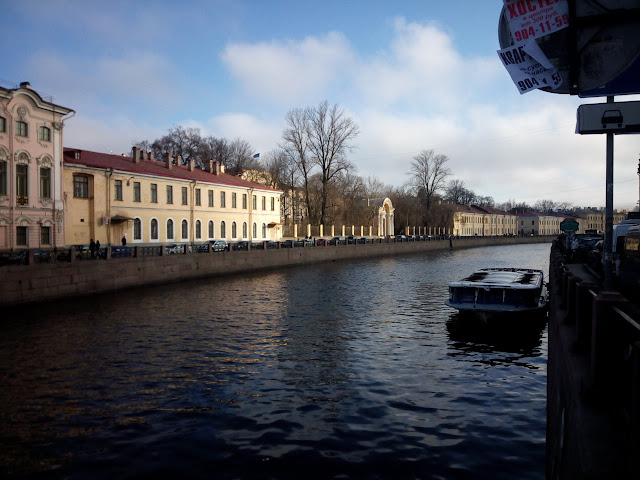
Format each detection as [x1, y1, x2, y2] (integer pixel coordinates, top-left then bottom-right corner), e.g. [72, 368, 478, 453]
[208, 220, 214, 239]
[167, 219, 174, 240]
[181, 219, 188, 239]
[133, 218, 142, 240]
[242, 222, 248, 238]
[262, 223, 267, 238]
[151, 219, 159, 240]
[253, 222, 257, 238]
[195, 220, 201, 239]
[232, 221, 237, 239]
[220, 221, 226, 238]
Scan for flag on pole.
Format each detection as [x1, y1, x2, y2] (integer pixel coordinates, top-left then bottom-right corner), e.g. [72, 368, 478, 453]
[253, 153, 260, 158]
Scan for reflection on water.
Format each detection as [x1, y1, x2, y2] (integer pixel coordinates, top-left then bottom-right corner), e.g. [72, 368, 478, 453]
[0, 243, 550, 479]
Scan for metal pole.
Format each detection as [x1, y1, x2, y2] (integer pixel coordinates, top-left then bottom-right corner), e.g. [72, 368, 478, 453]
[603, 95, 615, 290]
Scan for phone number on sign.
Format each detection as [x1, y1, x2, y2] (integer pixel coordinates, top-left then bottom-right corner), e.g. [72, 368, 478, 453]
[513, 14, 569, 42]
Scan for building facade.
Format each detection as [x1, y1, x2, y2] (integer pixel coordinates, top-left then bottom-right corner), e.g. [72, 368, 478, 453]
[518, 212, 564, 235]
[452, 205, 519, 236]
[63, 147, 283, 246]
[0, 83, 74, 250]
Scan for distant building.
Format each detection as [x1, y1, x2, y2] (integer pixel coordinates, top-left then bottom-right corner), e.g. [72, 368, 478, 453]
[63, 147, 283, 246]
[517, 212, 564, 235]
[452, 205, 518, 236]
[0, 82, 74, 250]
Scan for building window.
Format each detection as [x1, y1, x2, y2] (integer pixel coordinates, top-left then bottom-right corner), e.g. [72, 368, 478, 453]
[38, 126, 51, 142]
[15, 121, 28, 137]
[40, 167, 51, 199]
[232, 221, 237, 239]
[0, 116, 6, 133]
[195, 220, 201, 239]
[220, 221, 226, 238]
[151, 183, 158, 203]
[195, 188, 201, 206]
[262, 196, 266, 210]
[16, 164, 28, 205]
[253, 222, 257, 238]
[262, 223, 267, 238]
[182, 187, 188, 205]
[114, 180, 123, 201]
[0, 161, 6, 195]
[133, 218, 142, 240]
[133, 182, 140, 202]
[253, 195, 257, 210]
[151, 219, 158, 240]
[232, 192, 237, 208]
[167, 219, 174, 239]
[73, 175, 89, 198]
[181, 219, 188, 239]
[166, 185, 173, 204]
[242, 193, 247, 209]
[242, 222, 248, 238]
[16, 226, 27, 245]
[208, 190, 214, 207]
[133, 182, 141, 202]
[208, 220, 214, 238]
[220, 191, 226, 208]
[41, 226, 51, 245]
[271, 197, 275, 211]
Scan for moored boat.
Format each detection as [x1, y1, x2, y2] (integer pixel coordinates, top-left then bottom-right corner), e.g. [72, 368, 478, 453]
[445, 268, 548, 321]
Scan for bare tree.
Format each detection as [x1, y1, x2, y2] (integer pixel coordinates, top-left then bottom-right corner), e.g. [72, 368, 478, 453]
[534, 199, 557, 214]
[474, 195, 495, 207]
[281, 107, 316, 222]
[226, 138, 258, 175]
[305, 100, 360, 225]
[445, 179, 475, 205]
[408, 149, 451, 226]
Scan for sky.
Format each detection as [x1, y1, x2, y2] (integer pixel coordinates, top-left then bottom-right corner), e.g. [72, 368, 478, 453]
[3, 0, 639, 210]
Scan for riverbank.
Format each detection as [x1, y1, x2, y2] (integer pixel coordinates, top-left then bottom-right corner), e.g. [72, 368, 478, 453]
[1, 235, 551, 306]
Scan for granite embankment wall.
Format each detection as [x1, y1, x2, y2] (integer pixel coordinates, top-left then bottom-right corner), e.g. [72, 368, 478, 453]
[1, 236, 550, 306]
[546, 245, 638, 479]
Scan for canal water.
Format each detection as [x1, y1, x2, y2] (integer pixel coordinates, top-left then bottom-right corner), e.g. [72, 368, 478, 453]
[1, 243, 551, 479]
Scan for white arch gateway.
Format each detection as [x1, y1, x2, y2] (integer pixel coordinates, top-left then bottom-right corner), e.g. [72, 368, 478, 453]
[369, 197, 394, 236]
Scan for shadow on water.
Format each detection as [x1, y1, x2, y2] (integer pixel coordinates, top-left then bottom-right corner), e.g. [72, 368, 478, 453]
[446, 312, 548, 355]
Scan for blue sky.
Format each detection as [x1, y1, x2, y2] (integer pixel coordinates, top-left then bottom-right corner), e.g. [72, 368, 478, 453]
[3, 0, 639, 210]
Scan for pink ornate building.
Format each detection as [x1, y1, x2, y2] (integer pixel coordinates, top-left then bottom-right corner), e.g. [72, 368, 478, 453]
[0, 82, 74, 250]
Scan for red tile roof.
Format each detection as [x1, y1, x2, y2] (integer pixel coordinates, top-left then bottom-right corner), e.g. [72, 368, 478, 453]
[63, 148, 280, 192]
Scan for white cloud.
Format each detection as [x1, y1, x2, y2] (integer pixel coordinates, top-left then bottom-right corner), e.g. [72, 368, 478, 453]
[221, 32, 355, 104]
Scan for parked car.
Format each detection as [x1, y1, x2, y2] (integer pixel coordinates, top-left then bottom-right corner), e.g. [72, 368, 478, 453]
[211, 240, 228, 252]
[281, 239, 304, 248]
[358, 237, 372, 244]
[347, 236, 359, 244]
[111, 246, 133, 258]
[234, 241, 251, 251]
[395, 235, 407, 242]
[329, 236, 346, 245]
[165, 243, 185, 255]
[316, 238, 328, 246]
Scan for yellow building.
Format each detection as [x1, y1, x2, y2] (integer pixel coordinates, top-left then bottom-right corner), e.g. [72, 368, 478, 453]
[518, 213, 564, 235]
[63, 147, 283, 246]
[0, 82, 74, 250]
[452, 205, 518, 236]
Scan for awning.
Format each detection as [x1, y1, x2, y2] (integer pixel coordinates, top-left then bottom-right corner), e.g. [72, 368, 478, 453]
[267, 222, 281, 227]
[110, 215, 134, 223]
